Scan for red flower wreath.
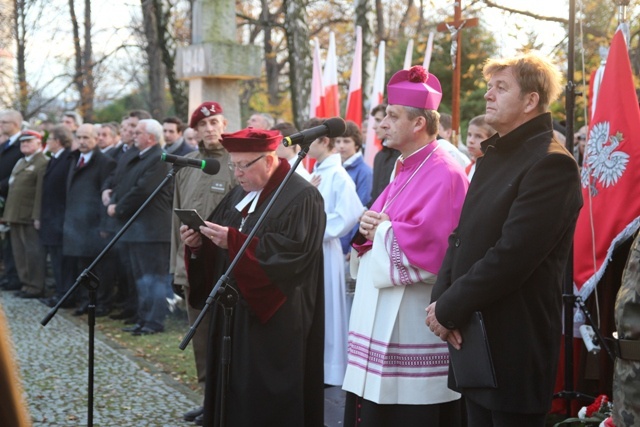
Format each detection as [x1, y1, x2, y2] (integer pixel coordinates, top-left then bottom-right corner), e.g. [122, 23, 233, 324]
[586, 394, 609, 417]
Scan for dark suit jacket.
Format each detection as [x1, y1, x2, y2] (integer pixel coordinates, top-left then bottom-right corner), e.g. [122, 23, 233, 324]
[0, 138, 25, 199]
[111, 144, 172, 243]
[166, 138, 196, 157]
[431, 113, 583, 413]
[39, 148, 74, 246]
[62, 149, 116, 257]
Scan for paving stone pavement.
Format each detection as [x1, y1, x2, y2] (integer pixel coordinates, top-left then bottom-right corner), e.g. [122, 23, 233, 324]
[1, 290, 346, 427]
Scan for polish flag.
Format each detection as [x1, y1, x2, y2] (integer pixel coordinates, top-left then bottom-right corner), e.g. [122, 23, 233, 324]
[403, 39, 414, 70]
[573, 26, 640, 300]
[345, 26, 363, 129]
[322, 32, 340, 118]
[423, 32, 435, 72]
[309, 39, 326, 119]
[363, 41, 386, 167]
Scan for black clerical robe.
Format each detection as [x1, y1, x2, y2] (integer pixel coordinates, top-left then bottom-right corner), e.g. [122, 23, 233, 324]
[187, 159, 326, 427]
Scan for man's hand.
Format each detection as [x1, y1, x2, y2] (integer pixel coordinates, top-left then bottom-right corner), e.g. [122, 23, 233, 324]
[198, 221, 230, 249]
[180, 224, 202, 249]
[107, 204, 116, 217]
[101, 189, 112, 207]
[425, 302, 462, 350]
[358, 210, 389, 242]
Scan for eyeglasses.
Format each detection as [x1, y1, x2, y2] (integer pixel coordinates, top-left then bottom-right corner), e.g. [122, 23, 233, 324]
[228, 154, 265, 172]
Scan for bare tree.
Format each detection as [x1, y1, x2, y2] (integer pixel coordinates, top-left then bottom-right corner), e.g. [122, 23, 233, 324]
[355, 0, 375, 116]
[68, 0, 95, 122]
[153, 0, 188, 119]
[141, 0, 167, 119]
[282, 0, 312, 128]
[14, 0, 28, 114]
[261, 0, 283, 106]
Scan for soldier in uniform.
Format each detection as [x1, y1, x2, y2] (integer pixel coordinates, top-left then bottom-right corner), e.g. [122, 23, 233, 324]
[612, 233, 640, 427]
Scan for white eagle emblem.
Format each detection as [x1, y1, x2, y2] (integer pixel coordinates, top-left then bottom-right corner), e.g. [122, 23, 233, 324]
[200, 106, 210, 117]
[581, 121, 629, 196]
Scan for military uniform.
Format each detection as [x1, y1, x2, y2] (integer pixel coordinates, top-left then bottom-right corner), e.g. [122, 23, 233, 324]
[612, 233, 640, 427]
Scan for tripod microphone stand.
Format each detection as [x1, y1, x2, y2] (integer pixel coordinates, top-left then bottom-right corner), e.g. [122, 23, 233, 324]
[40, 164, 182, 427]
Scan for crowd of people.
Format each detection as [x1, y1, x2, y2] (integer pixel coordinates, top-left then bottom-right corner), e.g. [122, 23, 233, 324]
[0, 51, 601, 427]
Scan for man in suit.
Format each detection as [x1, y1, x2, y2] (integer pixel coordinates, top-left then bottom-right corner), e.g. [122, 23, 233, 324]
[63, 124, 116, 316]
[36, 125, 75, 307]
[3, 130, 48, 298]
[97, 122, 118, 155]
[101, 110, 151, 321]
[163, 117, 195, 156]
[0, 110, 25, 291]
[426, 53, 583, 426]
[108, 119, 172, 335]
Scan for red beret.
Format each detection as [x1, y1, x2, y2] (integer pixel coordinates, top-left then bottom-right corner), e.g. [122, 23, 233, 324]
[189, 102, 224, 128]
[18, 130, 43, 142]
[221, 128, 281, 153]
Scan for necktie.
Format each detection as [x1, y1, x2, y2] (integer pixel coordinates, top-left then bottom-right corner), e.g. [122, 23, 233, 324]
[78, 156, 85, 168]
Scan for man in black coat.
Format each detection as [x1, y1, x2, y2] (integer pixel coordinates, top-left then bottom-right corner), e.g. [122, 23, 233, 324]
[162, 117, 195, 157]
[426, 54, 583, 426]
[107, 119, 172, 335]
[36, 125, 75, 307]
[0, 110, 25, 291]
[63, 124, 116, 316]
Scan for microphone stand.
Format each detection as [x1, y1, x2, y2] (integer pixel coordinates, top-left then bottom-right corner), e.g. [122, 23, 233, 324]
[179, 145, 311, 427]
[41, 164, 182, 427]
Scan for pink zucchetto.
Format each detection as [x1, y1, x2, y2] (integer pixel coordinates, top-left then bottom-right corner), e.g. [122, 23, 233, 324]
[387, 65, 442, 111]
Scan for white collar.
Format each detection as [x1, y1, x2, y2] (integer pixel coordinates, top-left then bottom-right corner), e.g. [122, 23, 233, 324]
[235, 190, 263, 215]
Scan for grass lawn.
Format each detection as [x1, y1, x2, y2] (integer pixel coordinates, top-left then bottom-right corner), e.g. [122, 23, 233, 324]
[89, 303, 200, 392]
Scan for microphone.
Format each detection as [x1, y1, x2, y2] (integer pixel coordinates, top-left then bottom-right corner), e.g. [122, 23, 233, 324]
[161, 153, 220, 175]
[283, 117, 347, 147]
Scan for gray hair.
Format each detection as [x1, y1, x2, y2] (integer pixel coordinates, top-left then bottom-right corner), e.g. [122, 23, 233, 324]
[140, 119, 165, 146]
[257, 113, 275, 129]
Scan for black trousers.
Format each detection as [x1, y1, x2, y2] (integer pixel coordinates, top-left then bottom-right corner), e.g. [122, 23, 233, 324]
[465, 397, 546, 427]
[344, 392, 461, 427]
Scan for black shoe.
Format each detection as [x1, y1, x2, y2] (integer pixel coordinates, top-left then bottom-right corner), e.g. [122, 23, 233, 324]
[194, 413, 203, 425]
[122, 324, 144, 333]
[95, 307, 111, 317]
[39, 296, 58, 307]
[19, 291, 43, 299]
[109, 310, 136, 320]
[123, 316, 140, 325]
[131, 326, 163, 336]
[73, 305, 88, 316]
[183, 407, 204, 422]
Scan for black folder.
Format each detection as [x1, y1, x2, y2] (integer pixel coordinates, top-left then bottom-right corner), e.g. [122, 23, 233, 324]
[448, 311, 498, 388]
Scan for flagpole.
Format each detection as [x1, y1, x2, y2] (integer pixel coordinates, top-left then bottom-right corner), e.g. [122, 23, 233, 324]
[557, 0, 581, 417]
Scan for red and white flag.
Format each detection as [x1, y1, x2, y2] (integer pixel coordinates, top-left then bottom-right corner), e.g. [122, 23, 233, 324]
[345, 26, 363, 129]
[309, 39, 325, 119]
[403, 39, 414, 70]
[573, 27, 640, 300]
[322, 32, 340, 118]
[363, 41, 386, 167]
[423, 32, 435, 72]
